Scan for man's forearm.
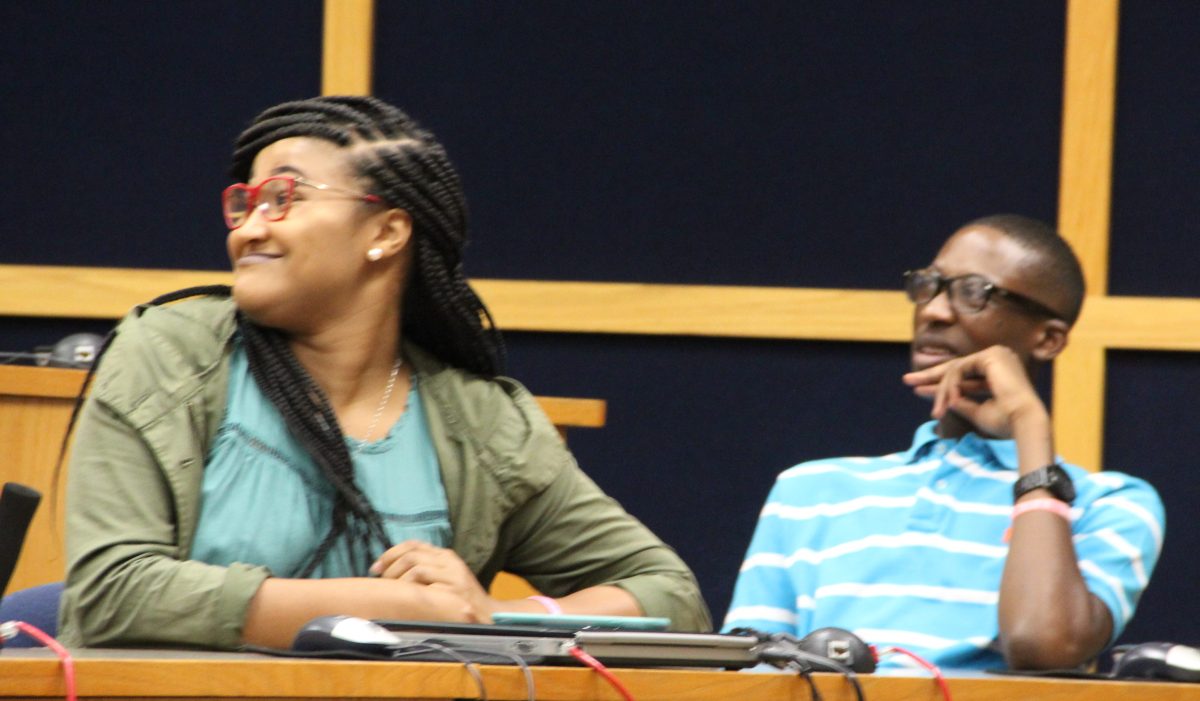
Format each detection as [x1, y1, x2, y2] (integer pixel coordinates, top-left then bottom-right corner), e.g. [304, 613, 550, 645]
[997, 412, 1111, 669]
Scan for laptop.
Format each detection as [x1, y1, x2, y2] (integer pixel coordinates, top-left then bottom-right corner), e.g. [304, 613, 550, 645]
[570, 630, 762, 668]
[291, 616, 762, 669]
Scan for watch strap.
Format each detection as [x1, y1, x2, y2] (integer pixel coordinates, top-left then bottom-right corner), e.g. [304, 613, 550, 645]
[1012, 463, 1076, 504]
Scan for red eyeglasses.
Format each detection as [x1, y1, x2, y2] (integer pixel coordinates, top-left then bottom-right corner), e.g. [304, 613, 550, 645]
[221, 175, 384, 230]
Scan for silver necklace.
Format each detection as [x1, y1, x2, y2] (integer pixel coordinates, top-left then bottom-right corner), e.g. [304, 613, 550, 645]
[354, 358, 402, 451]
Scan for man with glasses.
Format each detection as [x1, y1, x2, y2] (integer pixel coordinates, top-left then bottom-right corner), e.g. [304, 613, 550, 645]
[724, 215, 1163, 670]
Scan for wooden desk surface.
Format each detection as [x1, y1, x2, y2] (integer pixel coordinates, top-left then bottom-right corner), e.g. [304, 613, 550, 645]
[0, 649, 1196, 701]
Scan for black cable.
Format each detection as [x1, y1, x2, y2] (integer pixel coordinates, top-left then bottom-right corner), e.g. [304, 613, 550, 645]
[781, 659, 823, 701]
[757, 648, 864, 701]
[788, 650, 864, 701]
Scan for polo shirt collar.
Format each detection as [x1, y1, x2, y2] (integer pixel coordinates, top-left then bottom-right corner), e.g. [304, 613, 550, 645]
[903, 420, 1020, 470]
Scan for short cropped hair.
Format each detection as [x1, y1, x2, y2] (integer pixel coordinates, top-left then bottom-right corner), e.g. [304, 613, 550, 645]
[963, 214, 1086, 325]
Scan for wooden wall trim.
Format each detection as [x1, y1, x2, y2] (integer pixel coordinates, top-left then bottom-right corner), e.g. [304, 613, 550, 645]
[7, 265, 1200, 349]
[322, 0, 375, 95]
[15, 261, 1200, 471]
[477, 280, 912, 341]
[1052, 0, 1120, 468]
[1058, 0, 1118, 294]
[1053, 343, 1106, 469]
[0, 264, 231, 319]
[0, 264, 914, 341]
[1073, 296, 1200, 350]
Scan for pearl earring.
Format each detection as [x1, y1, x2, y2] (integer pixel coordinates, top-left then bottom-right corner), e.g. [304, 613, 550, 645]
[367, 247, 384, 262]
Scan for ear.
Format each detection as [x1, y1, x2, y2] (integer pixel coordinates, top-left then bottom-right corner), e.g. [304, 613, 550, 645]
[367, 208, 414, 259]
[1030, 318, 1070, 362]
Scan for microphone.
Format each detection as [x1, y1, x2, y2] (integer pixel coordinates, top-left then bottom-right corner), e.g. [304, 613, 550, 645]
[0, 332, 106, 369]
[48, 333, 105, 368]
[0, 483, 43, 599]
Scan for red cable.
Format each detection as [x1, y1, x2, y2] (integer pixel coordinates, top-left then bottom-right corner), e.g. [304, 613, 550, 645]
[5, 621, 78, 701]
[880, 646, 952, 701]
[568, 645, 636, 701]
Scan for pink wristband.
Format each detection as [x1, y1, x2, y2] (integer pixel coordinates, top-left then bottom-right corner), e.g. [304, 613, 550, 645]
[1013, 497, 1073, 521]
[1004, 498, 1072, 542]
[527, 595, 563, 614]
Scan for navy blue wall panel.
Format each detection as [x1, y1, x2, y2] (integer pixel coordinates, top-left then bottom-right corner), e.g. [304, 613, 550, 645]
[1105, 351, 1200, 648]
[1109, 1, 1200, 297]
[0, 0, 323, 271]
[373, 1, 1063, 289]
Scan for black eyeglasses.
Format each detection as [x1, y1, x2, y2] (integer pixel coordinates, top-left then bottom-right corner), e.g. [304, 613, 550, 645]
[903, 268, 1063, 320]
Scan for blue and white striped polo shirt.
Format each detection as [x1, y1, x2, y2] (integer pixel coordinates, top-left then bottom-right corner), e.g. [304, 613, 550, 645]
[723, 421, 1164, 670]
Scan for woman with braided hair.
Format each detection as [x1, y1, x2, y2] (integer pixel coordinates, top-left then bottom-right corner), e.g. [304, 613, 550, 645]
[59, 96, 710, 649]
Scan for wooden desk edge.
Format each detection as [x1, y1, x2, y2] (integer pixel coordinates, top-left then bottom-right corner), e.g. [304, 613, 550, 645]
[0, 366, 89, 400]
[1, 652, 1196, 701]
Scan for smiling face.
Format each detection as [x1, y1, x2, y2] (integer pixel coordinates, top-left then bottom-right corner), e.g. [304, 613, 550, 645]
[226, 137, 387, 332]
[910, 224, 1065, 373]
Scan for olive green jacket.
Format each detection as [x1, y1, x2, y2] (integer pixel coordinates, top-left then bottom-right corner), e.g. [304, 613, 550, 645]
[59, 297, 710, 648]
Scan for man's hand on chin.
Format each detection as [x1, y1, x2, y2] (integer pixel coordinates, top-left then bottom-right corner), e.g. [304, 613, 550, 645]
[902, 345, 1047, 439]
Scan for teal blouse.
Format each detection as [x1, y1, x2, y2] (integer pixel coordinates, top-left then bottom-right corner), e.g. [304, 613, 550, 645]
[191, 342, 450, 577]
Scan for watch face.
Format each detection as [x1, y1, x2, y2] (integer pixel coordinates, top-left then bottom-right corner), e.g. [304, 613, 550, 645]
[1050, 465, 1077, 502]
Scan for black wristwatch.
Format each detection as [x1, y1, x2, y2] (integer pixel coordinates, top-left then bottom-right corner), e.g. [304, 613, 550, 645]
[1013, 463, 1076, 504]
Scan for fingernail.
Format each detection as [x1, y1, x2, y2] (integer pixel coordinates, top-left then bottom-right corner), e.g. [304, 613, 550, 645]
[369, 562, 381, 575]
